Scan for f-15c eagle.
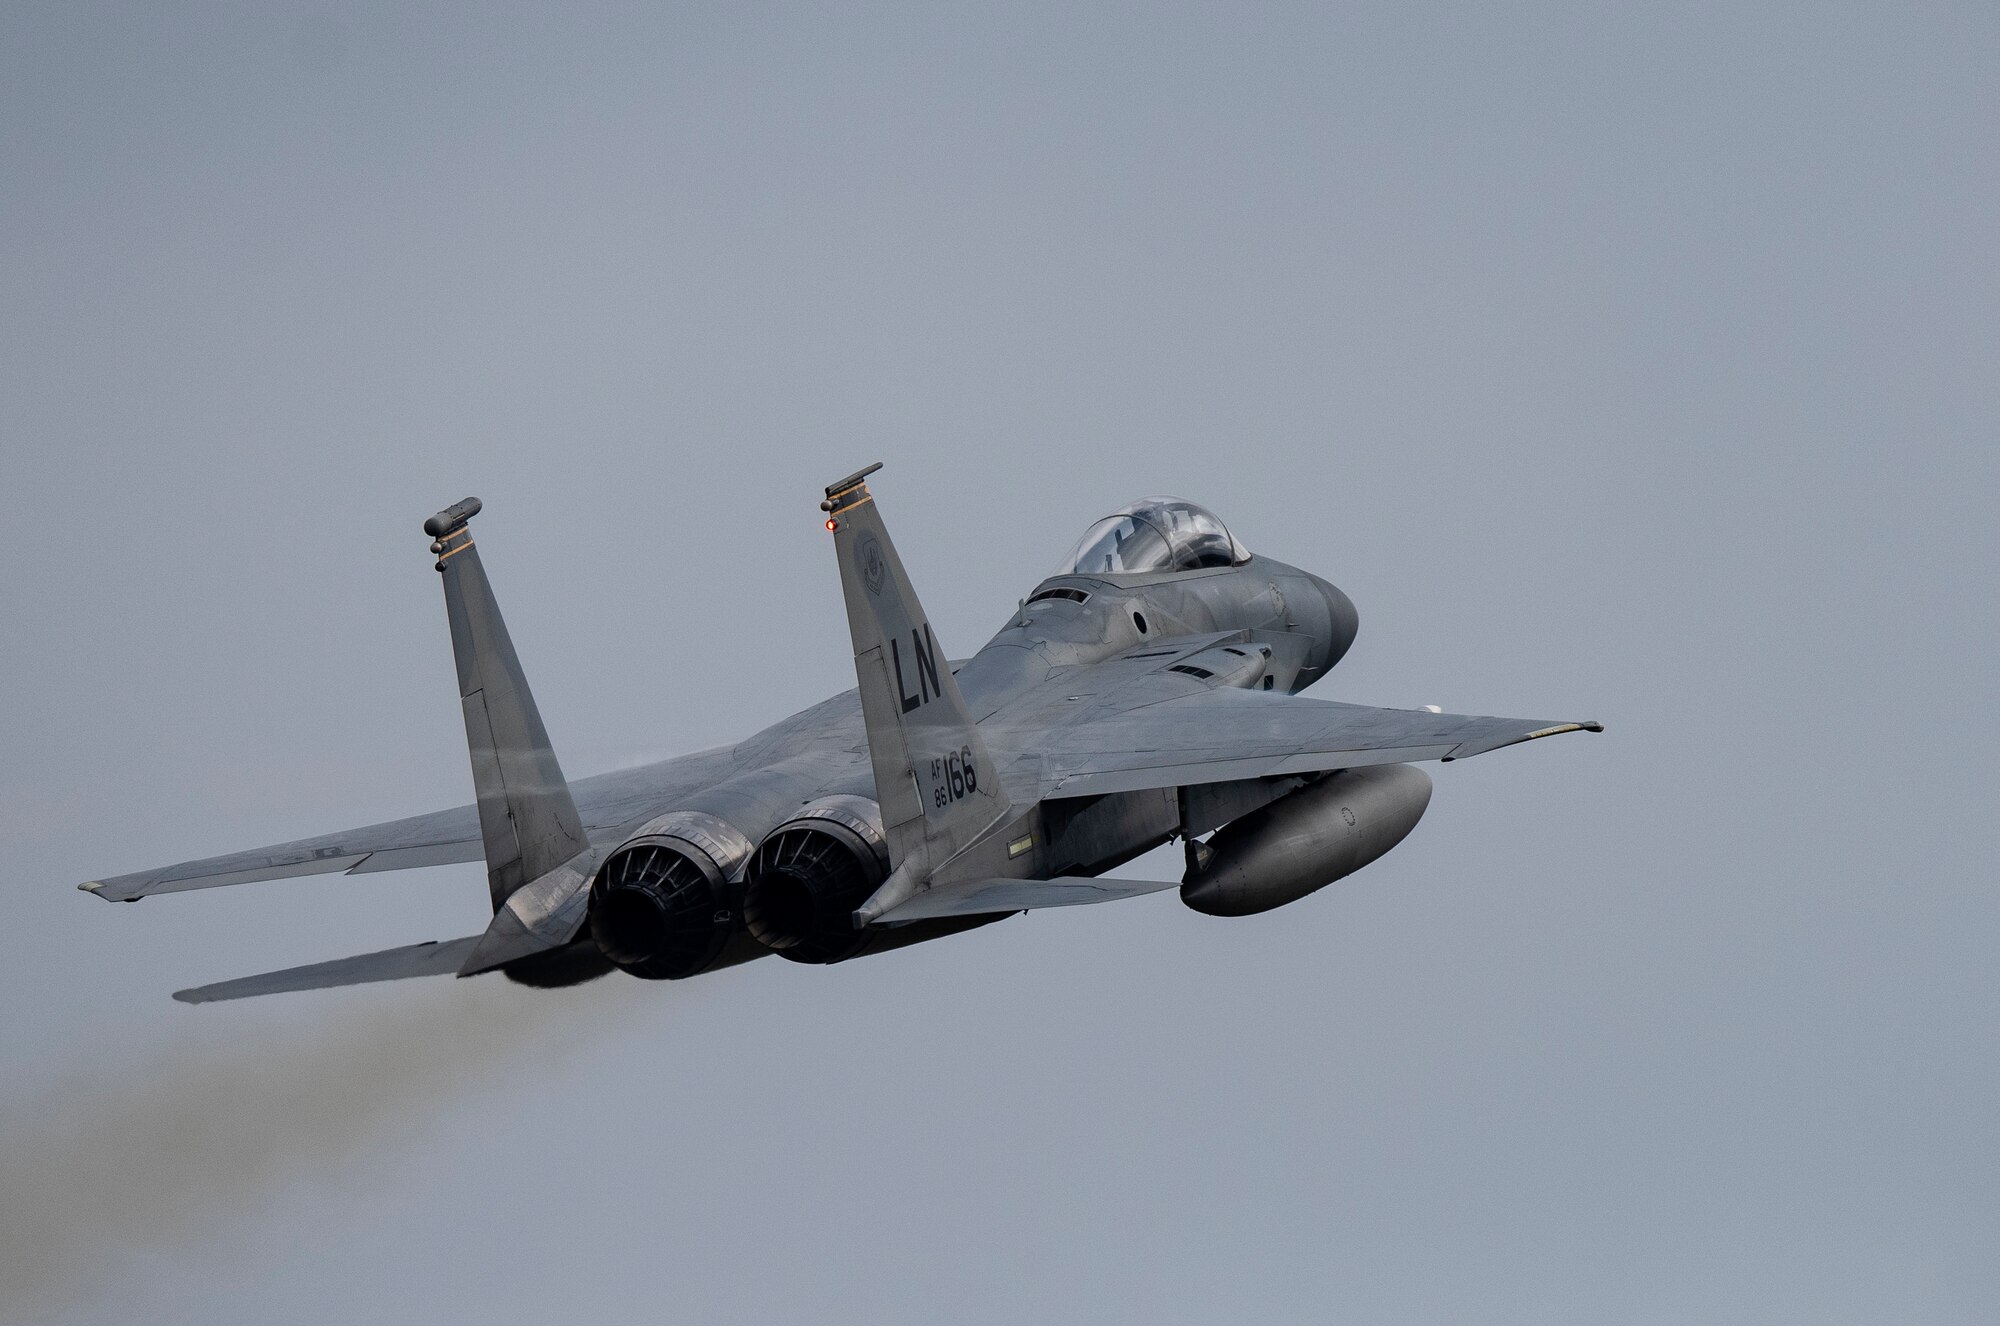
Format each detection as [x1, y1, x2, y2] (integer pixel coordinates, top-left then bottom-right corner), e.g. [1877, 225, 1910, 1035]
[82, 465, 1601, 1002]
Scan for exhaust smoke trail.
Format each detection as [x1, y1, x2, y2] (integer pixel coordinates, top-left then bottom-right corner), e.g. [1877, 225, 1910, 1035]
[0, 975, 646, 1320]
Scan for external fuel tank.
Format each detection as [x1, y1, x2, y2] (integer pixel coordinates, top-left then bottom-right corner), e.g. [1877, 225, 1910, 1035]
[1180, 764, 1433, 916]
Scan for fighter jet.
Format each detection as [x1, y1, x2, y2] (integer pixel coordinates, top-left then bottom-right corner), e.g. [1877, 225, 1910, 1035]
[80, 465, 1600, 1001]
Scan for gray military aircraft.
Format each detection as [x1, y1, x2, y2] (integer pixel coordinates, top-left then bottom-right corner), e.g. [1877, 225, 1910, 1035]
[81, 465, 1600, 1001]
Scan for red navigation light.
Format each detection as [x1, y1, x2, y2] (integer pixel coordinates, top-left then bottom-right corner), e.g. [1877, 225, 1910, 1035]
[825, 518, 839, 532]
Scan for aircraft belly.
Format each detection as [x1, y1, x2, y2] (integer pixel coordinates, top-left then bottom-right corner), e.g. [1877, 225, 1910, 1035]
[1039, 788, 1179, 877]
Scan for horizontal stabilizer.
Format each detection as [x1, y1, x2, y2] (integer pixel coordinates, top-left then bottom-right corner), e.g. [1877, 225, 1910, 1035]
[172, 936, 483, 1004]
[868, 874, 1179, 926]
[457, 848, 598, 975]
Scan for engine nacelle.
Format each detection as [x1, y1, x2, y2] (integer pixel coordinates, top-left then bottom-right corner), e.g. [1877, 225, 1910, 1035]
[1181, 764, 1432, 916]
[589, 811, 754, 980]
[742, 795, 890, 964]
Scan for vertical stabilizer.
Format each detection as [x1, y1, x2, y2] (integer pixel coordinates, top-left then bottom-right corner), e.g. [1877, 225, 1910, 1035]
[426, 499, 588, 911]
[822, 466, 1011, 878]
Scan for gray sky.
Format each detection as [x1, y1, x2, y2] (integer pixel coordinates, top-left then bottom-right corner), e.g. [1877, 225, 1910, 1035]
[3, 2, 1995, 1322]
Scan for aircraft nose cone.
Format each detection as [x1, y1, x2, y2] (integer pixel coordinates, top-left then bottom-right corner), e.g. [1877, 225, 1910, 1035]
[1313, 574, 1359, 668]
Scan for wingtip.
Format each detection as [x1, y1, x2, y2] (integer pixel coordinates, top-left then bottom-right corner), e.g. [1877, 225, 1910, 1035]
[1445, 718, 1604, 762]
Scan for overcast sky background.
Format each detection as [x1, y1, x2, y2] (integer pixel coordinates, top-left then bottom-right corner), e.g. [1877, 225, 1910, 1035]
[2, 3, 1995, 1322]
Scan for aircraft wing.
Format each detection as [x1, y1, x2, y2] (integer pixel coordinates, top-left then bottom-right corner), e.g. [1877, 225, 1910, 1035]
[80, 747, 742, 902]
[1025, 687, 1601, 799]
[81, 804, 487, 901]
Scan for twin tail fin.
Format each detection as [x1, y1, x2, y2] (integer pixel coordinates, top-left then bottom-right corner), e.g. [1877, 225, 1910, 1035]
[428, 499, 590, 913]
[822, 465, 1012, 876]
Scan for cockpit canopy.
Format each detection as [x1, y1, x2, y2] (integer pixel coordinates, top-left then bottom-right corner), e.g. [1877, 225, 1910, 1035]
[1055, 497, 1251, 576]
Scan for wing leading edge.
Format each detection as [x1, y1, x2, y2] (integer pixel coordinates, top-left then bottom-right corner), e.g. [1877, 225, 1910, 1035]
[80, 806, 487, 902]
[1025, 688, 1601, 799]
[77, 743, 745, 905]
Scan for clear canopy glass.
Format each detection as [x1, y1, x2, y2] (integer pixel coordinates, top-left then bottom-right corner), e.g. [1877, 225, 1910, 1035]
[1055, 497, 1249, 576]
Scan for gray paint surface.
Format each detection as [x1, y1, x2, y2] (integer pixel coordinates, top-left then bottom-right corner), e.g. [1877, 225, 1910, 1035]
[79, 487, 1584, 877]
[2, 4, 1995, 1324]
[89, 473, 1586, 996]
[95, 471, 1591, 989]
